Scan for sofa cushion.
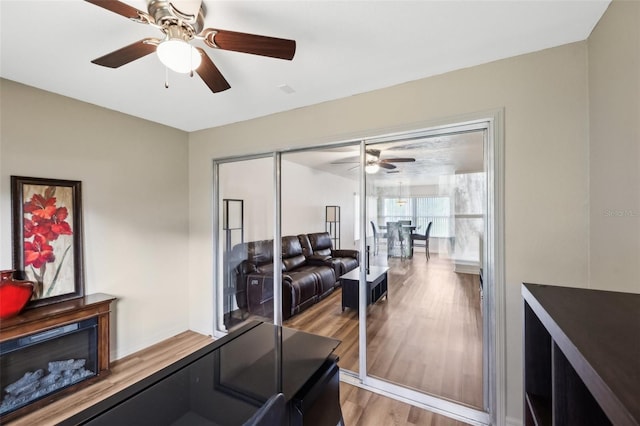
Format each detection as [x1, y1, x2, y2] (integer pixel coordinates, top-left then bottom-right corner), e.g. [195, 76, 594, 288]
[282, 236, 307, 271]
[303, 265, 336, 298]
[283, 271, 319, 312]
[308, 232, 333, 257]
[297, 234, 313, 257]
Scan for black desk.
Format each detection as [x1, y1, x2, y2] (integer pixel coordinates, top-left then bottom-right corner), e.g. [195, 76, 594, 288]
[61, 322, 341, 426]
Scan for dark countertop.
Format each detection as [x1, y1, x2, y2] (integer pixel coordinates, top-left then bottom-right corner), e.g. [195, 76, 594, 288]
[60, 321, 340, 425]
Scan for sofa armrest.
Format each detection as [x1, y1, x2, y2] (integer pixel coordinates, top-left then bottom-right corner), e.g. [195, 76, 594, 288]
[332, 249, 359, 262]
[238, 260, 258, 275]
[306, 254, 331, 266]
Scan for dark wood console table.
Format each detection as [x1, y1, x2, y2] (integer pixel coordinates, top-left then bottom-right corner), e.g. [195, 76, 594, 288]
[0, 294, 116, 422]
[523, 283, 639, 426]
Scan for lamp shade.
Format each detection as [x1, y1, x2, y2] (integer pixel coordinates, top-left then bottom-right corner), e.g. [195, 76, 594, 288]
[157, 39, 201, 73]
[326, 206, 339, 222]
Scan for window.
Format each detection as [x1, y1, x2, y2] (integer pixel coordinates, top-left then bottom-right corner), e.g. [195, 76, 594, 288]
[379, 196, 451, 237]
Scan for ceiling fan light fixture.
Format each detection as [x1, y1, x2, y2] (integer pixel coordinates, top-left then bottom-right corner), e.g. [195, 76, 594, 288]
[365, 163, 380, 174]
[157, 38, 201, 73]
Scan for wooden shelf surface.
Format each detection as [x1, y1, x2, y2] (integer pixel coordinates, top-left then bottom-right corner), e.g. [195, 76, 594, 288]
[0, 293, 116, 340]
[523, 283, 640, 426]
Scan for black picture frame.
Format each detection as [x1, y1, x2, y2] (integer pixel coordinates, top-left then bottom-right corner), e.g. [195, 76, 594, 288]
[11, 176, 84, 308]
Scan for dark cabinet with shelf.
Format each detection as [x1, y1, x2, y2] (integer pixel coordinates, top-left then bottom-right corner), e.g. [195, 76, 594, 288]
[523, 283, 639, 426]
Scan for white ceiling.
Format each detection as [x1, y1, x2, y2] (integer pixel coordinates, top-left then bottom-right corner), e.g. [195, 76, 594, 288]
[1, 1, 609, 132]
[284, 129, 485, 186]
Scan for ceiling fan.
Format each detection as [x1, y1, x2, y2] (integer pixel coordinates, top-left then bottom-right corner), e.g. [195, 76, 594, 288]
[85, 0, 296, 93]
[332, 149, 416, 173]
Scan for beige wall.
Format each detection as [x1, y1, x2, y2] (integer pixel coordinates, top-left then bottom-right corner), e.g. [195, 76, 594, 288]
[588, 0, 640, 293]
[0, 80, 191, 359]
[189, 41, 591, 423]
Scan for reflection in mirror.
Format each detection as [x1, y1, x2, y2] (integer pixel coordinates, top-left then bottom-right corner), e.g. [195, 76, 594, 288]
[279, 143, 362, 374]
[218, 158, 274, 333]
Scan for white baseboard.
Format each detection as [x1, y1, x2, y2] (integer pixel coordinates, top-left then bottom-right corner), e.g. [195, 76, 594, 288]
[505, 415, 523, 426]
[453, 260, 480, 275]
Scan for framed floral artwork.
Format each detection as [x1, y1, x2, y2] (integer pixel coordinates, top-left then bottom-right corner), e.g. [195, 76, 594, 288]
[11, 176, 84, 308]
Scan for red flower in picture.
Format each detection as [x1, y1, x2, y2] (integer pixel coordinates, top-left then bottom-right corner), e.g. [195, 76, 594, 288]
[22, 186, 74, 299]
[50, 207, 73, 236]
[23, 217, 36, 239]
[24, 193, 57, 219]
[24, 235, 55, 269]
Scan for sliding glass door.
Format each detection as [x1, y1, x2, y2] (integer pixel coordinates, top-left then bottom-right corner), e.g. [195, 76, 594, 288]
[363, 129, 487, 417]
[212, 117, 501, 424]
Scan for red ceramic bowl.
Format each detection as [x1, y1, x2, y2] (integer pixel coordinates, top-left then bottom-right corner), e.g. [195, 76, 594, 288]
[0, 270, 34, 320]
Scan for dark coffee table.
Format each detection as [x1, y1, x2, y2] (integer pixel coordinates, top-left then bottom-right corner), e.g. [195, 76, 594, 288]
[340, 266, 389, 311]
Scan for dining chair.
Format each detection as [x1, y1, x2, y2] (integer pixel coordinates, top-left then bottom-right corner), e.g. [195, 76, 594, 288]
[370, 221, 386, 255]
[411, 221, 432, 260]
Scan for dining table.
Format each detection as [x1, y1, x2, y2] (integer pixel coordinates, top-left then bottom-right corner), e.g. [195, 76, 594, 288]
[378, 223, 418, 258]
[378, 224, 418, 233]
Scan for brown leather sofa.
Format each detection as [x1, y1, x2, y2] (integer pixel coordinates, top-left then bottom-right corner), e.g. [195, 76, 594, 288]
[232, 232, 359, 320]
[299, 232, 359, 280]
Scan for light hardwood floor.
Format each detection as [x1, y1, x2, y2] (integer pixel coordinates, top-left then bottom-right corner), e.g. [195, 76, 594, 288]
[340, 383, 468, 426]
[6, 330, 467, 426]
[285, 252, 484, 410]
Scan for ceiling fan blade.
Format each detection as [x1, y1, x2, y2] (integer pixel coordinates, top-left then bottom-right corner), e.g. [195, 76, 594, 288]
[379, 158, 416, 163]
[85, 0, 149, 21]
[92, 39, 158, 68]
[195, 48, 231, 93]
[379, 163, 397, 170]
[201, 29, 296, 60]
[366, 149, 381, 158]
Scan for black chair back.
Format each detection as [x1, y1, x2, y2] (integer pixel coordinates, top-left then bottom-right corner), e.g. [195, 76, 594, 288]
[425, 221, 433, 238]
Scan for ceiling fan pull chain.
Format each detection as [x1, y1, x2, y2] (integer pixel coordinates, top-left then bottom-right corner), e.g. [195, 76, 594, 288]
[165, 67, 169, 89]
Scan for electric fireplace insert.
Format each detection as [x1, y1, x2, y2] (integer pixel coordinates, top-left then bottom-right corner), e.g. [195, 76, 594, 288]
[1, 318, 98, 417]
